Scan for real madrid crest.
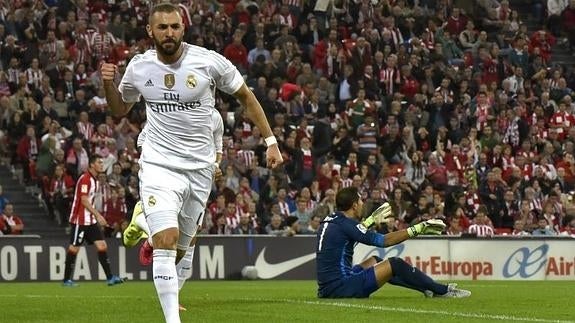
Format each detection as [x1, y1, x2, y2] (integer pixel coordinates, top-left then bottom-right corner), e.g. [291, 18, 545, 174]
[164, 74, 175, 89]
[186, 74, 197, 89]
[148, 195, 156, 207]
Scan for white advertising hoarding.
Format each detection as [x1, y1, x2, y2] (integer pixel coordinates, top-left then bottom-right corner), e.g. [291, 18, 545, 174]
[355, 239, 575, 280]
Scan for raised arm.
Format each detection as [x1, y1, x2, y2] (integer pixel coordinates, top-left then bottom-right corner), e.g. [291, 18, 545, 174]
[101, 62, 138, 117]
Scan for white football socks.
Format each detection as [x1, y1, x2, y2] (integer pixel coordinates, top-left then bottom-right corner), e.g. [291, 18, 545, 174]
[153, 249, 180, 323]
[176, 245, 195, 290]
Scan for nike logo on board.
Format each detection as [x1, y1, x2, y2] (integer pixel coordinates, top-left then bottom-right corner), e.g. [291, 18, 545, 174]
[254, 247, 316, 279]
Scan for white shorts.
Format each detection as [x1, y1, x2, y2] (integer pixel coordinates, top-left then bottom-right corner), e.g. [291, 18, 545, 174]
[139, 161, 213, 250]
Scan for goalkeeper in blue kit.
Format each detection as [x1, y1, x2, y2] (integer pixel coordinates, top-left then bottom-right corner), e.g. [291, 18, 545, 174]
[316, 187, 471, 298]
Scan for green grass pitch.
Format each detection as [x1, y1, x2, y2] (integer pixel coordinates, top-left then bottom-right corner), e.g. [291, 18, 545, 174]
[1, 281, 573, 322]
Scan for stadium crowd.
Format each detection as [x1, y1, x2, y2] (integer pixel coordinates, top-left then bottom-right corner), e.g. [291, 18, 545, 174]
[1, 0, 575, 238]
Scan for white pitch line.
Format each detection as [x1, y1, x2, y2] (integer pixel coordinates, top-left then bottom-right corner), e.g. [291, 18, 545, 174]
[243, 298, 574, 323]
[2, 294, 572, 323]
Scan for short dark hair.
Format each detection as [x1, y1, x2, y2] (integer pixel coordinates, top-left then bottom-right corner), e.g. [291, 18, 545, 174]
[149, 3, 180, 24]
[89, 154, 102, 165]
[336, 187, 360, 211]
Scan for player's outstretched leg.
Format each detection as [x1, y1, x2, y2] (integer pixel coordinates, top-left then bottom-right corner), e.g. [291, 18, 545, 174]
[376, 257, 470, 298]
[123, 201, 149, 247]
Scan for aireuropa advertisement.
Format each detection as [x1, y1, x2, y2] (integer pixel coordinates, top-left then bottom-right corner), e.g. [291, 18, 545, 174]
[0, 236, 573, 281]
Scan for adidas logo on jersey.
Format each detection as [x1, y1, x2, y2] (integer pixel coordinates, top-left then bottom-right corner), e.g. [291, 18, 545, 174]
[145, 79, 154, 87]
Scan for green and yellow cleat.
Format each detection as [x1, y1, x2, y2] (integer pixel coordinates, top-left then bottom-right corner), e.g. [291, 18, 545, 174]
[123, 201, 148, 248]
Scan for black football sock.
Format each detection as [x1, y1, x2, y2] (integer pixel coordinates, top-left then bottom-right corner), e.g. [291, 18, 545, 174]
[388, 257, 448, 295]
[98, 251, 113, 280]
[388, 276, 426, 293]
[63, 251, 77, 281]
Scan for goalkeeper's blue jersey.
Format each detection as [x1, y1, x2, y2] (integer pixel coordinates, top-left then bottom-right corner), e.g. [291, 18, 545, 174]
[315, 212, 385, 288]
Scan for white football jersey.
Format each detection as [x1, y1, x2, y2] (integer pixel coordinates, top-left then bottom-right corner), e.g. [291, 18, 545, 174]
[119, 42, 243, 170]
[136, 110, 222, 152]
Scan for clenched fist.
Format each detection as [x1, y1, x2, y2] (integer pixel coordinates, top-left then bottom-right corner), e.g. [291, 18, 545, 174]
[100, 63, 118, 83]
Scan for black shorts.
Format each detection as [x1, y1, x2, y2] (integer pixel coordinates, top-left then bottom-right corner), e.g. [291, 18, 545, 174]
[69, 224, 104, 246]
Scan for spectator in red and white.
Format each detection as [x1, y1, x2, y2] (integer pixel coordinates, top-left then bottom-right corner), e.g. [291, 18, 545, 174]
[47, 164, 74, 226]
[523, 185, 543, 214]
[549, 102, 574, 141]
[0, 204, 24, 235]
[379, 54, 400, 96]
[75, 111, 94, 141]
[103, 186, 127, 238]
[273, 187, 293, 219]
[546, 191, 565, 228]
[468, 206, 494, 236]
[91, 124, 112, 157]
[224, 201, 240, 230]
[90, 19, 117, 61]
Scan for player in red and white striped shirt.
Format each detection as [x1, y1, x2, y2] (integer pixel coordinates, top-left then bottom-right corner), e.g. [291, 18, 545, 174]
[62, 155, 124, 286]
[467, 206, 495, 237]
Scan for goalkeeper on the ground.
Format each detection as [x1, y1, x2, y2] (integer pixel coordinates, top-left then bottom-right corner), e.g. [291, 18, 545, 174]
[316, 186, 471, 298]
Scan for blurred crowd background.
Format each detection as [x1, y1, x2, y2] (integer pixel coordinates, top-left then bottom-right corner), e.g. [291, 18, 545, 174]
[1, 0, 575, 238]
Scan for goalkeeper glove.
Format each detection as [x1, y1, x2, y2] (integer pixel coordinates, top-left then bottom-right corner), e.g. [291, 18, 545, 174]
[407, 219, 446, 237]
[362, 202, 393, 228]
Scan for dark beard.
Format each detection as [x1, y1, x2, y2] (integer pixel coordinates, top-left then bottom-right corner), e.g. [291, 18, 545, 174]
[153, 36, 181, 56]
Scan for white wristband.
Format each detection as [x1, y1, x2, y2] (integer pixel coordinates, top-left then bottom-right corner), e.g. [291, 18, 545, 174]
[264, 136, 277, 147]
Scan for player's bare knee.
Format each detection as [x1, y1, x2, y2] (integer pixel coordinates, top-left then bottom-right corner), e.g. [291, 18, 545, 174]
[153, 228, 179, 250]
[94, 240, 108, 252]
[373, 259, 394, 286]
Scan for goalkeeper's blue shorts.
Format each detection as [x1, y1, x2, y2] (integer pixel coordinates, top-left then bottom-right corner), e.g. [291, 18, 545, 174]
[318, 265, 379, 298]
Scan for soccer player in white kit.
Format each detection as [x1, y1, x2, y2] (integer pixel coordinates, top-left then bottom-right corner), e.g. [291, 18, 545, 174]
[100, 3, 283, 323]
[123, 107, 225, 311]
